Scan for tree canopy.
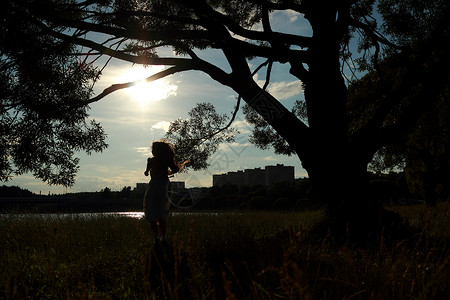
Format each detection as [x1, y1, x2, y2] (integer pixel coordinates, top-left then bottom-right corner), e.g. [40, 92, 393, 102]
[1, 0, 449, 232]
[1, 2, 108, 185]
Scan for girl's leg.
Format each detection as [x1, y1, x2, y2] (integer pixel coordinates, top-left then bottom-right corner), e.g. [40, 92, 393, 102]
[150, 220, 159, 239]
[158, 219, 167, 240]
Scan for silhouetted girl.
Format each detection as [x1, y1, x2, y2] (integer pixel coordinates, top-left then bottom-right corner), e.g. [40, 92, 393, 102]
[144, 140, 186, 241]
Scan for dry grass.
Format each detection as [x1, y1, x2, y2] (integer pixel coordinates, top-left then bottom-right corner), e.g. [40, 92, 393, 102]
[1, 205, 449, 299]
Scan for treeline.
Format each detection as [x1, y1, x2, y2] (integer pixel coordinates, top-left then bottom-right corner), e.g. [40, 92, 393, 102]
[69, 186, 141, 201]
[196, 178, 315, 211]
[0, 171, 436, 213]
[0, 185, 144, 213]
[0, 185, 34, 197]
[0, 185, 137, 199]
[194, 172, 430, 211]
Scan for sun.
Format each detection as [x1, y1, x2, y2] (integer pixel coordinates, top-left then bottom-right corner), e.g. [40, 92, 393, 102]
[116, 66, 178, 105]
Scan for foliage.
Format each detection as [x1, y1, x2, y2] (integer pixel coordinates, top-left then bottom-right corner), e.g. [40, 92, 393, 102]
[348, 49, 450, 204]
[339, 0, 450, 205]
[242, 101, 306, 156]
[244, 0, 450, 197]
[1, 207, 449, 299]
[164, 102, 238, 170]
[0, 1, 108, 186]
[2, 0, 450, 231]
[378, 0, 449, 47]
[0, 185, 34, 197]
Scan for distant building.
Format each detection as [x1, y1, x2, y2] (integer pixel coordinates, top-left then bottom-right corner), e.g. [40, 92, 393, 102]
[213, 164, 294, 187]
[170, 181, 185, 190]
[135, 183, 148, 191]
[245, 167, 265, 186]
[212, 173, 228, 187]
[265, 164, 295, 186]
[135, 181, 185, 191]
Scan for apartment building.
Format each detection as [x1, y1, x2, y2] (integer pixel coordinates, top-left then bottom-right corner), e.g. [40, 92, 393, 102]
[213, 164, 294, 187]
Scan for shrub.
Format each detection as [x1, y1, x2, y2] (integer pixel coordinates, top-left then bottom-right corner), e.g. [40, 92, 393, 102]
[248, 195, 271, 209]
[272, 197, 295, 210]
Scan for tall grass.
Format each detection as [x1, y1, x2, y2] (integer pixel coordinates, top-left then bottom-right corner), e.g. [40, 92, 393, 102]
[1, 205, 449, 299]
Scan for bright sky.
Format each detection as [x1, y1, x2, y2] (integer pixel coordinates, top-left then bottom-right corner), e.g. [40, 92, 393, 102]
[7, 10, 314, 194]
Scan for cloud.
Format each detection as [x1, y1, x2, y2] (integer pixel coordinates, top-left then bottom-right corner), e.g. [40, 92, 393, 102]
[284, 10, 302, 22]
[135, 147, 152, 157]
[295, 171, 309, 178]
[267, 80, 303, 100]
[232, 120, 253, 134]
[225, 141, 253, 148]
[93, 115, 149, 126]
[151, 121, 171, 132]
[271, 10, 311, 36]
[252, 73, 303, 100]
[264, 156, 278, 161]
[76, 174, 141, 191]
[74, 165, 146, 191]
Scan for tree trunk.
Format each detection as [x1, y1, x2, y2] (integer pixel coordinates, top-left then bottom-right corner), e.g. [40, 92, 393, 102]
[304, 150, 384, 240]
[234, 2, 401, 241]
[300, 3, 388, 240]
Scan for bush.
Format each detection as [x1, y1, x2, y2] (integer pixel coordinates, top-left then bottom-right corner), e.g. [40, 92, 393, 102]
[248, 195, 271, 209]
[295, 198, 320, 210]
[267, 181, 294, 200]
[272, 197, 295, 210]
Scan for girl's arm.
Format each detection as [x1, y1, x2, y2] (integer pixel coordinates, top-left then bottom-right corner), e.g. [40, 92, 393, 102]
[168, 160, 189, 175]
[144, 157, 152, 176]
[168, 163, 180, 175]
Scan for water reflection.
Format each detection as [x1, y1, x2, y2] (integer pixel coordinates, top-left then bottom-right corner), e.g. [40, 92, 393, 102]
[0, 211, 228, 220]
[110, 212, 144, 218]
[0, 211, 144, 219]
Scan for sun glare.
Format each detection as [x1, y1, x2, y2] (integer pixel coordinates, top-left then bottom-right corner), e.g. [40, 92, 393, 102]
[116, 66, 178, 105]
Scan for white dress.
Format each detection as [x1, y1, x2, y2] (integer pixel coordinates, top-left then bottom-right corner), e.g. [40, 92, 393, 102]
[143, 157, 178, 221]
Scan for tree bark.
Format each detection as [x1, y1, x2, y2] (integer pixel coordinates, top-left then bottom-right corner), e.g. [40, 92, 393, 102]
[208, 1, 403, 239]
[299, 2, 386, 238]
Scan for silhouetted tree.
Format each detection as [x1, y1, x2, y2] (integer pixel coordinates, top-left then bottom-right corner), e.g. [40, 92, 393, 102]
[119, 186, 132, 199]
[348, 0, 450, 206]
[0, 1, 108, 186]
[0, 185, 34, 197]
[1, 0, 449, 235]
[359, 74, 449, 206]
[165, 103, 238, 170]
[100, 187, 112, 199]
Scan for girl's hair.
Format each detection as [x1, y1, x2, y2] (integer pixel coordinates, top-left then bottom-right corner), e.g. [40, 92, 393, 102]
[152, 140, 178, 166]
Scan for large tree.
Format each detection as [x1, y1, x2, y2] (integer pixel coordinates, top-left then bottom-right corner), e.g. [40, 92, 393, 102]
[0, 1, 108, 186]
[355, 0, 450, 207]
[1, 0, 449, 235]
[350, 56, 450, 207]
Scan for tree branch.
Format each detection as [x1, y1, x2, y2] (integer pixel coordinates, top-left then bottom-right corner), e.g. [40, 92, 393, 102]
[198, 96, 242, 145]
[28, 2, 310, 66]
[47, 16, 214, 43]
[354, 41, 450, 156]
[349, 17, 404, 51]
[245, 0, 305, 12]
[79, 65, 191, 105]
[201, 57, 275, 143]
[193, 2, 311, 48]
[39, 25, 193, 66]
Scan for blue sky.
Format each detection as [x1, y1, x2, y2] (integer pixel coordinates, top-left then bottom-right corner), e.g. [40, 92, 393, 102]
[7, 9, 315, 194]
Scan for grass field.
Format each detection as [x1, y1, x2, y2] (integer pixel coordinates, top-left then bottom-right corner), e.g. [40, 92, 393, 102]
[1, 204, 449, 299]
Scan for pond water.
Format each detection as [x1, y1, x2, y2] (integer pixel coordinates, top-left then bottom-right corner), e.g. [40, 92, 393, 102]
[0, 211, 141, 219]
[0, 211, 227, 220]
